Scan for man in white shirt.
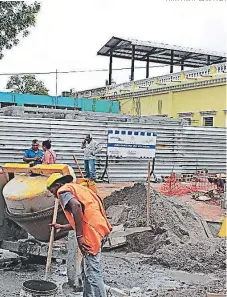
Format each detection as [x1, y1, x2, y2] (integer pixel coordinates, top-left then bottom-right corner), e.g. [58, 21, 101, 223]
[81, 134, 102, 180]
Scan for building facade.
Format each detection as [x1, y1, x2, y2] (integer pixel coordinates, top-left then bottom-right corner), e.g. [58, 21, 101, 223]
[76, 62, 226, 127]
[118, 76, 226, 127]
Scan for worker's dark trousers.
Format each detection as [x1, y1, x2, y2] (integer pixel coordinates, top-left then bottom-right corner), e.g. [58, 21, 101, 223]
[81, 249, 106, 297]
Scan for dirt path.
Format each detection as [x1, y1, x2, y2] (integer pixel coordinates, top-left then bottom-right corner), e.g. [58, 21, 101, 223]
[1, 183, 225, 297]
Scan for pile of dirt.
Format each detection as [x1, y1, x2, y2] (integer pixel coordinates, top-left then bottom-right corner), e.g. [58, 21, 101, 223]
[104, 183, 226, 274]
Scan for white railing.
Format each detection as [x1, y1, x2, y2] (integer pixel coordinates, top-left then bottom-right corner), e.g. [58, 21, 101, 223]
[76, 62, 226, 98]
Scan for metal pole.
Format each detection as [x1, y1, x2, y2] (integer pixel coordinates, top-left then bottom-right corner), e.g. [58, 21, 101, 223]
[109, 51, 113, 85]
[181, 61, 184, 71]
[207, 55, 211, 65]
[146, 160, 151, 227]
[170, 50, 174, 73]
[55, 69, 58, 108]
[146, 55, 149, 78]
[131, 45, 135, 81]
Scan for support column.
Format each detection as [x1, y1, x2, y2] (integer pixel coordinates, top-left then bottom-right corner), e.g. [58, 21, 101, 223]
[207, 55, 210, 65]
[170, 50, 174, 73]
[108, 50, 113, 85]
[146, 55, 149, 78]
[131, 45, 135, 81]
[181, 60, 184, 71]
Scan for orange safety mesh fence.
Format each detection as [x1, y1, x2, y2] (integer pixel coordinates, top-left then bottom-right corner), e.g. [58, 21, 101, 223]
[160, 172, 217, 196]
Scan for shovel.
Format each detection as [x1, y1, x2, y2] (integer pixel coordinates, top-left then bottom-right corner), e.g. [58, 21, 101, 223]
[73, 154, 84, 178]
[45, 198, 59, 280]
[20, 199, 59, 296]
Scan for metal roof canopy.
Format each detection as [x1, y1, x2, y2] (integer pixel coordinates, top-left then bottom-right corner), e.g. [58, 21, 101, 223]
[97, 36, 226, 84]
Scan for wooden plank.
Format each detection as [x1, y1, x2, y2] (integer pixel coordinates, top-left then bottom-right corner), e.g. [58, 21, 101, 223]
[62, 284, 128, 297]
[103, 226, 152, 250]
[103, 237, 126, 250]
[110, 226, 152, 238]
[206, 219, 223, 224]
[0, 249, 20, 264]
[147, 160, 151, 226]
[200, 217, 214, 238]
[112, 224, 124, 232]
[1, 240, 68, 260]
[45, 198, 59, 279]
[207, 293, 226, 297]
[105, 285, 129, 297]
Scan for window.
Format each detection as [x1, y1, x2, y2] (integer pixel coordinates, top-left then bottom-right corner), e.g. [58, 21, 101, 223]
[203, 116, 213, 127]
[182, 118, 192, 126]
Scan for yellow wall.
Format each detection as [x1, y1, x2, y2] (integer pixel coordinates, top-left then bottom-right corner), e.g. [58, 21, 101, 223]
[120, 82, 226, 127]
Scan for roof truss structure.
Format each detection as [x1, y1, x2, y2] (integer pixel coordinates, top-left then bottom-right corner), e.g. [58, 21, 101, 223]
[97, 37, 226, 84]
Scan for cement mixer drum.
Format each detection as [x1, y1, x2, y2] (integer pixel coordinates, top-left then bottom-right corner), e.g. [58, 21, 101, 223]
[3, 175, 55, 215]
[1, 163, 75, 242]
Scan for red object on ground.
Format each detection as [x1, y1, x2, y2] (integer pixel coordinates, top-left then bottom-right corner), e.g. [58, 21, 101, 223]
[160, 173, 217, 196]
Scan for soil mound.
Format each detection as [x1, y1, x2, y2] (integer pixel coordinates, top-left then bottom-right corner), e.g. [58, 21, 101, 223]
[104, 183, 226, 273]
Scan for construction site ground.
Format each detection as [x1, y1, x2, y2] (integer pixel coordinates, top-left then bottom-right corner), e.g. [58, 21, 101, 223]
[97, 182, 225, 222]
[0, 182, 226, 297]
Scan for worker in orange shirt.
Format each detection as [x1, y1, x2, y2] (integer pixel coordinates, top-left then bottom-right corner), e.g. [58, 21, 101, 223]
[47, 173, 111, 297]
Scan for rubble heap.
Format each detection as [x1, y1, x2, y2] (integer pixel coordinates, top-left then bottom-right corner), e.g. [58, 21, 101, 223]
[104, 183, 226, 274]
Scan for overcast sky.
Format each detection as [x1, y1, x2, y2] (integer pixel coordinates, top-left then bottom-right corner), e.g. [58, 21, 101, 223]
[0, 0, 226, 95]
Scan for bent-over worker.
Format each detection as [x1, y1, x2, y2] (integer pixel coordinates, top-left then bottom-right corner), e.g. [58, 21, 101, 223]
[81, 134, 102, 180]
[47, 173, 112, 297]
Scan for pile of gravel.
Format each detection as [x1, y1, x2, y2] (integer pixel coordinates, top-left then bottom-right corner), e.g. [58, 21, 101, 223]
[104, 183, 226, 274]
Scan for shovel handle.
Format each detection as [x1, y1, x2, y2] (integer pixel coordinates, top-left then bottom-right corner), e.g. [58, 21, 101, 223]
[45, 198, 59, 280]
[73, 154, 84, 178]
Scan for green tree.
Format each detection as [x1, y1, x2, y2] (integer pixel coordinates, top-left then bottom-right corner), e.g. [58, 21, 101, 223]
[0, 1, 40, 60]
[6, 75, 49, 95]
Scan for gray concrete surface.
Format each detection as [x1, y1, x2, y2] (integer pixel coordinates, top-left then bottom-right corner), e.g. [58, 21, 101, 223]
[0, 251, 225, 297]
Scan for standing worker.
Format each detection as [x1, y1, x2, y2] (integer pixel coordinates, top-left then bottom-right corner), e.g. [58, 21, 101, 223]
[47, 173, 111, 297]
[23, 139, 43, 165]
[42, 140, 57, 164]
[81, 134, 102, 180]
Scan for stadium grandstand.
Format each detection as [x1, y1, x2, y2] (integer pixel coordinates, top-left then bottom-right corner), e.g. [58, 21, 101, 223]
[71, 37, 226, 127]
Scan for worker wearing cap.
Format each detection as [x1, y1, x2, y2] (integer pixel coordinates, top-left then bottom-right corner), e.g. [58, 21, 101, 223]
[47, 173, 111, 297]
